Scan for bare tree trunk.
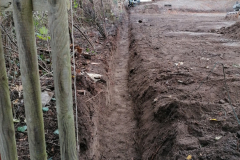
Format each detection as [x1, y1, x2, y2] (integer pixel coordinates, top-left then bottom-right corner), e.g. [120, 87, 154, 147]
[0, 25, 18, 160]
[12, 0, 47, 159]
[48, 0, 77, 159]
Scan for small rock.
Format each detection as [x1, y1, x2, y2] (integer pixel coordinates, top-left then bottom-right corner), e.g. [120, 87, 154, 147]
[215, 136, 222, 140]
[82, 53, 92, 60]
[224, 64, 229, 68]
[179, 62, 184, 65]
[219, 99, 225, 104]
[178, 80, 183, 83]
[153, 98, 158, 103]
[224, 98, 229, 103]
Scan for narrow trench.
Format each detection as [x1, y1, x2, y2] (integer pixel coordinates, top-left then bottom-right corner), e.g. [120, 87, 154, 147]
[98, 12, 141, 159]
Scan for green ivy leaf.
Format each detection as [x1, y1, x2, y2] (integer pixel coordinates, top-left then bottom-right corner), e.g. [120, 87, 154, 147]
[42, 37, 48, 41]
[40, 54, 45, 60]
[42, 107, 49, 112]
[74, 0, 78, 9]
[54, 129, 59, 135]
[34, 20, 39, 27]
[17, 126, 27, 132]
[37, 34, 42, 39]
[39, 26, 48, 35]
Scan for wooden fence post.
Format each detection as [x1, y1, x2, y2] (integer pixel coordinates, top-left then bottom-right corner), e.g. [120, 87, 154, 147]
[12, 0, 47, 159]
[48, 0, 77, 159]
[0, 25, 18, 160]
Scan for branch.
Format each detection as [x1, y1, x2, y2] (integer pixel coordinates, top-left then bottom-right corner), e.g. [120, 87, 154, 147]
[0, 24, 18, 48]
[72, 24, 95, 50]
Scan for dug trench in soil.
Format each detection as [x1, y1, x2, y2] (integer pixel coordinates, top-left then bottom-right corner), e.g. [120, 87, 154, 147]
[97, 12, 140, 159]
[127, 2, 240, 160]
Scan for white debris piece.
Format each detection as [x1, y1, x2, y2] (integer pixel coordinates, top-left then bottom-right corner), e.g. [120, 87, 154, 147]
[91, 62, 100, 65]
[86, 73, 102, 82]
[175, 62, 184, 66]
[215, 136, 222, 140]
[200, 57, 210, 61]
[41, 91, 54, 107]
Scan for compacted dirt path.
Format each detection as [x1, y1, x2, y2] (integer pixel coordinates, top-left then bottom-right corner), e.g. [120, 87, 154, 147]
[98, 13, 139, 159]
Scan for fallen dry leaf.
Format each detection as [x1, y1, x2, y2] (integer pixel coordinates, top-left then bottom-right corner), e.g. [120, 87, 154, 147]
[70, 44, 82, 54]
[186, 155, 192, 160]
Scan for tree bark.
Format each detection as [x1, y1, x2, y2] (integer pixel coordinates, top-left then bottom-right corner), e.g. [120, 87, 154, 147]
[48, 0, 77, 159]
[12, 0, 47, 159]
[0, 24, 18, 160]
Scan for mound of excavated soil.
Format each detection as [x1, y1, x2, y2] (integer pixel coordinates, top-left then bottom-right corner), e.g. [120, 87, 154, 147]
[128, 7, 240, 160]
[219, 21, 240, 40]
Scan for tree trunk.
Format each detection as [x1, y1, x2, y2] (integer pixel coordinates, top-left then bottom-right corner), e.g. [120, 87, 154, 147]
[12, 0, 47, 159]
[48, 0, 77, 159]
[0, 25, 18, 160]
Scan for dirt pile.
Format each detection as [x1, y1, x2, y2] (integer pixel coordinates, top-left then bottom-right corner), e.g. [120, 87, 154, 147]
[219, 21, 240, 40]
[128, 36, 240, 159]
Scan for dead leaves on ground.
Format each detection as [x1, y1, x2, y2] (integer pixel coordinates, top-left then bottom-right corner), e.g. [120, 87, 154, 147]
[70, 44, 82, 54]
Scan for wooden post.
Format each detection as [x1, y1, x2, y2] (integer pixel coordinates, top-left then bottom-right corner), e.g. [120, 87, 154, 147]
[12, 0, 47, 159]
[48, 0, 77, 159]
[0, 25, 18, 160]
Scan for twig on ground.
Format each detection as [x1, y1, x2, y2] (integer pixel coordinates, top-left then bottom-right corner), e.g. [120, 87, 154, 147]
[72, 24, 95, 50]
[85, 90, 104, 102]
[3, 45, 18, 53]
[151, 144, 163, 160]
[38, 62, 52, 76]
[0, 24, 18, 48]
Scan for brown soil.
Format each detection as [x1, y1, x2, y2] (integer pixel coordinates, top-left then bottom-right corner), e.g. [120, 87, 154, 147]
[128, 3, 240, 160]
[13, 1, 240, 160]
[97, 13, 140, 159]
[219, 21, 240, 40]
